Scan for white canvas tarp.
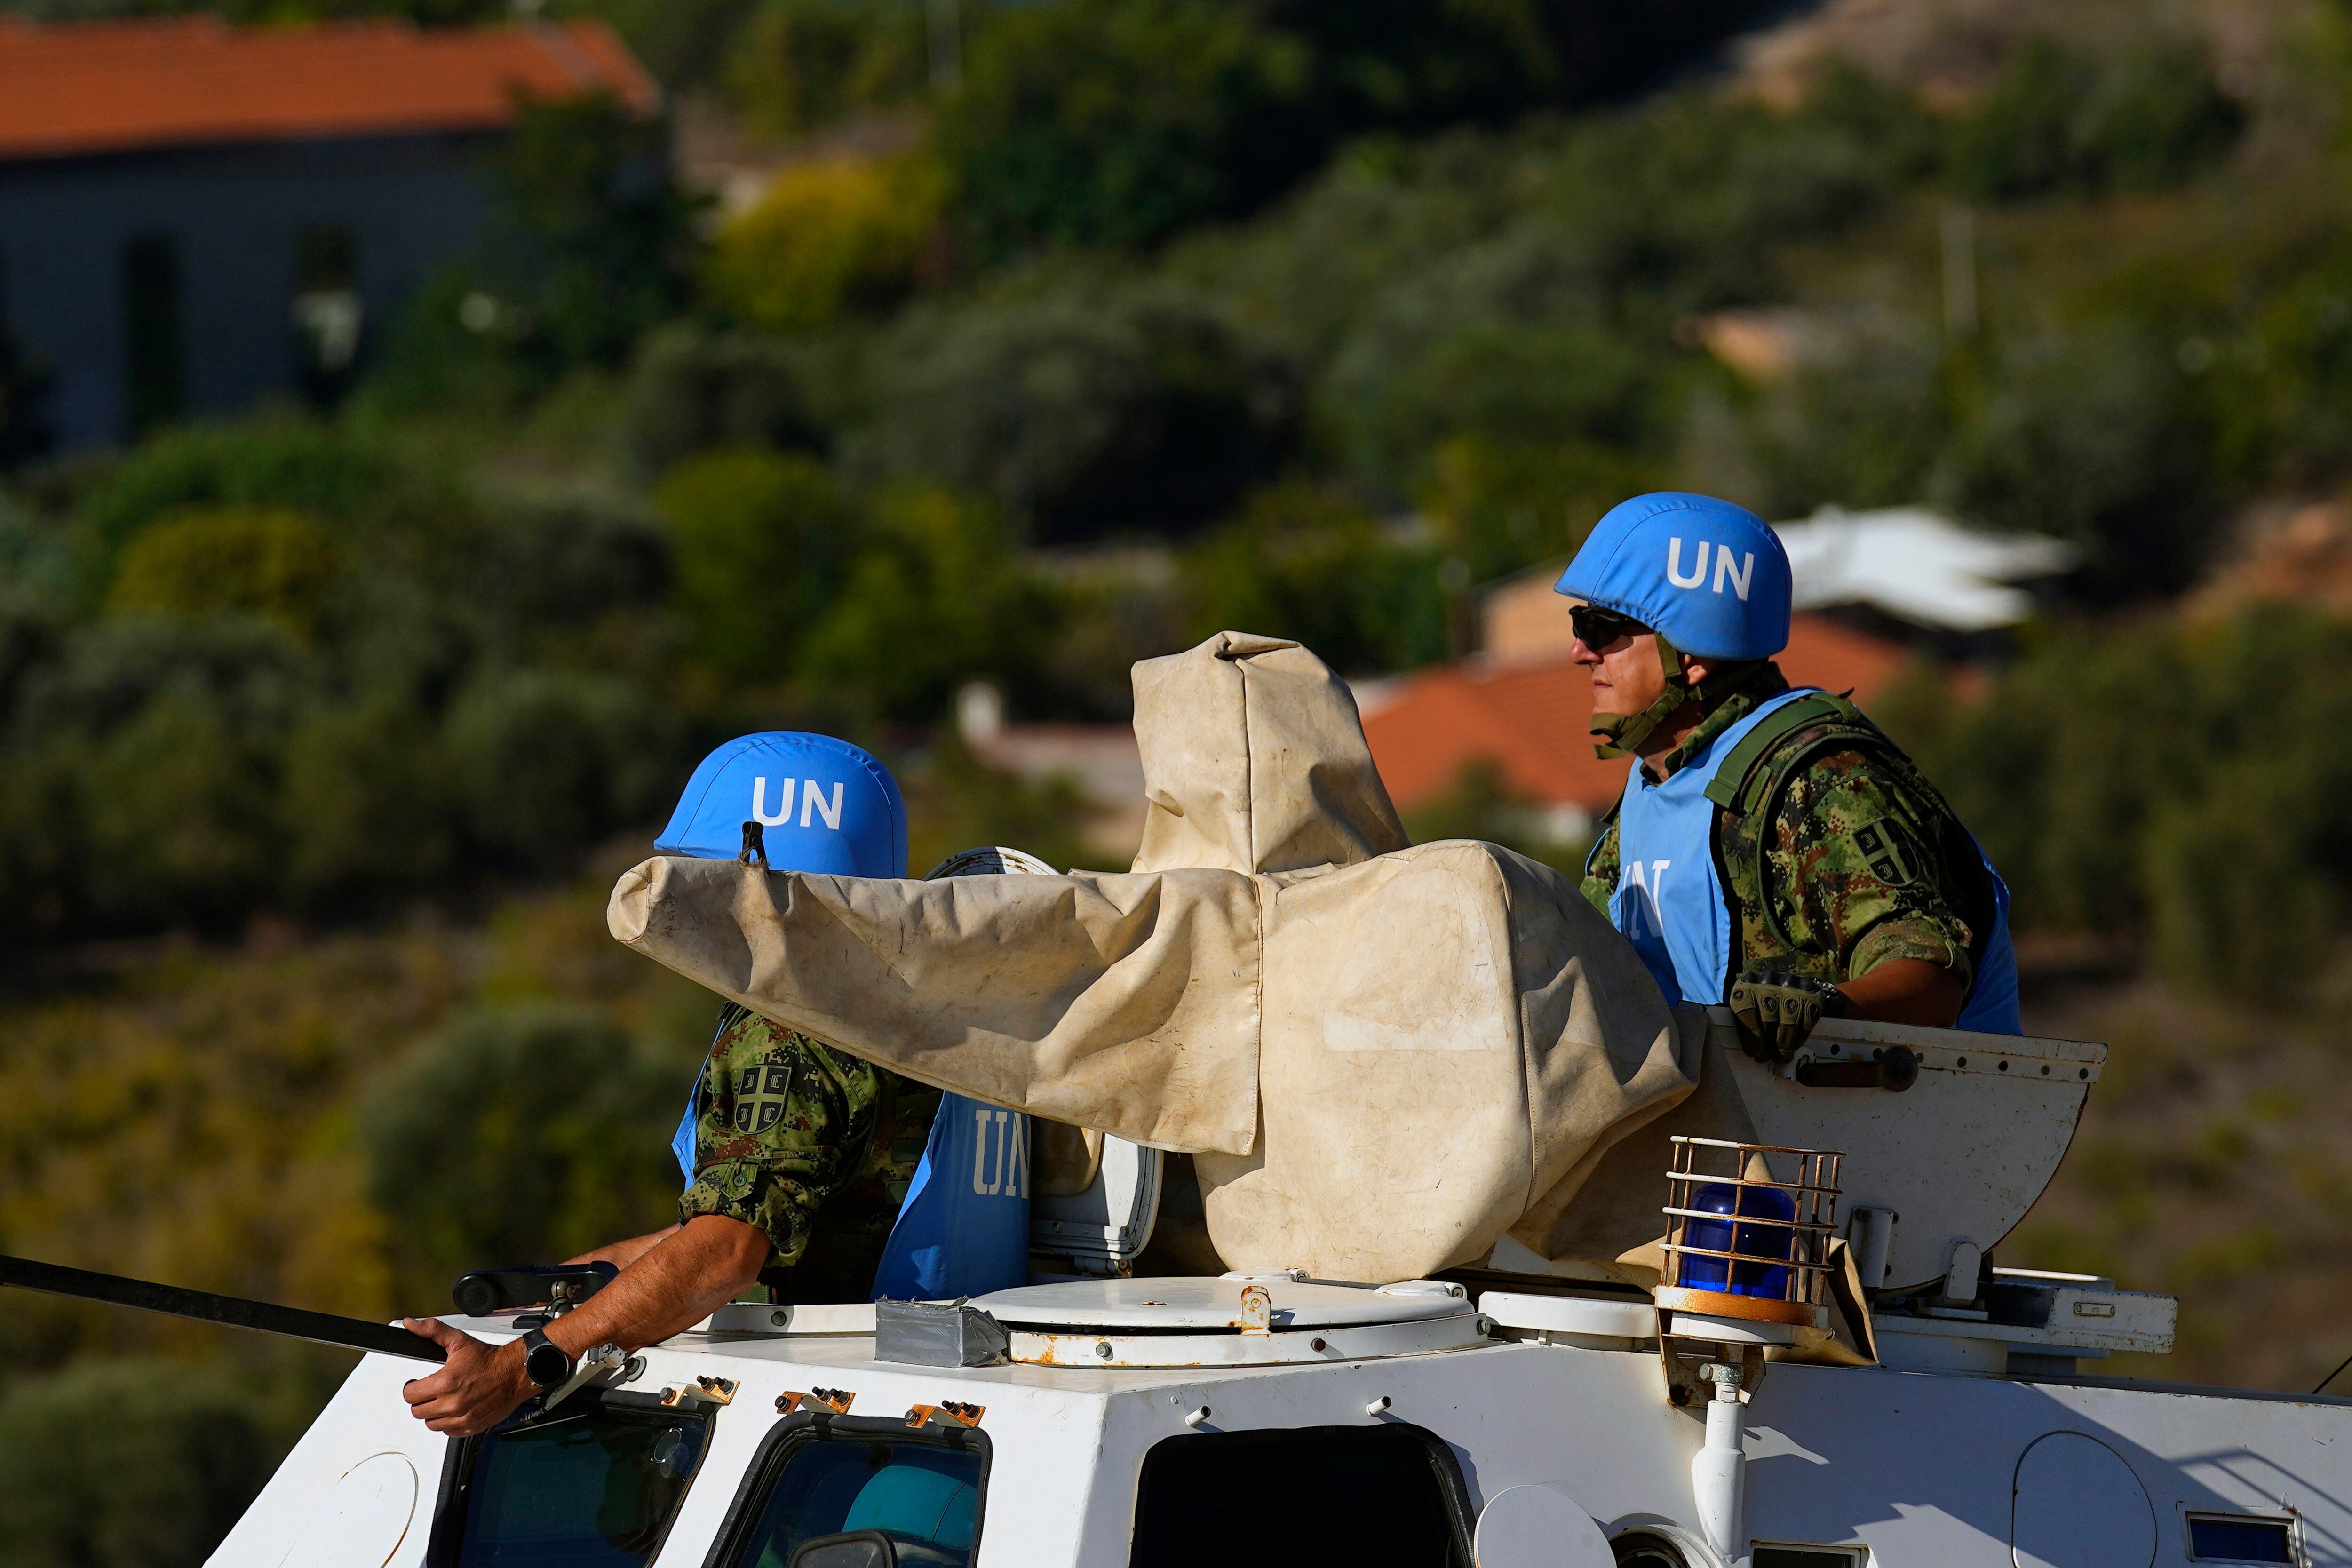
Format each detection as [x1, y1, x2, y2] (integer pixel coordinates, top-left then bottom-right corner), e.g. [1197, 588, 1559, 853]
[609, 631, 1700, 1281]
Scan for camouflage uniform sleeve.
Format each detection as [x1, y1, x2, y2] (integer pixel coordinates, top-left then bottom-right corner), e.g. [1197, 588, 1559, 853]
[1580, 812, 1621, 919]
[1724, 745, 1977, 987]
[678, 1009, 884, 1271]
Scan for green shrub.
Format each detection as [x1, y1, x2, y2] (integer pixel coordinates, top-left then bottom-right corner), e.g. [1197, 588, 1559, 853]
[12, 615, 316, 751]
[1418, 435, 1647, 586]
[621, 325, 827, 475]
[361, 1005, 684, 1294]
[1321, 221, 1669, 500]
[73, 420, 439, 588]
[0, 1357, 270, 1568]
[1950, 40, 2093, 201]
[658, 449, 858, 687]
[2145, 759, 2334, 996]
[1179, 483, 1445, 675]
[1937, 326, 2217, 597]
[77, 688, 285, 926]
[708, 152, 948, 333]
[855, 283, 1297, 541]
[465, 489, 672, 652]
[105, 506, 342, 638]
[941, 0, 1312, 256]
[478, 94, 700, 382]
[940, 0, 1785, 259]
[1951, 37, 2241, 201]
[724, 0, 930, 138]
[802, 487, 1062, 720]
[282, 695, 456, 906]
[370, 95, 699, 411]
[1748, 329, 1948, 519]
[444, 669, 680, 870]
[1899, 605, 2352, 996]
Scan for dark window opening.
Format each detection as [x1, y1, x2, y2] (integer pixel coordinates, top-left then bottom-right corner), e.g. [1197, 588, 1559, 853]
[0, 247, 56, 470]
[1611, 1533, 1687, 1568]
[711, 1411, 989, 1568]
[292, 222, 363, 406]
[2187, 1514, 2296, 1564]
[1753, 1549, 1863, 1568]
[426, 1389, 711, 1567]
[1128, 1424, 1472, 1568]
[124, 233, 184, 439]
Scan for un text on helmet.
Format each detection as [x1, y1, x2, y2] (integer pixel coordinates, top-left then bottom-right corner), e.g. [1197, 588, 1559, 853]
[1665, 537, 1755, 601]
[751, 777, 847, 830]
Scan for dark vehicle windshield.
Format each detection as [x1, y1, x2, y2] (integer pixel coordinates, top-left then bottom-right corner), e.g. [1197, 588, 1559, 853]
[1129, 1424, 1472, 1568]
[719, 1416, 987, 1568]
[429, 1393, 711, 1567]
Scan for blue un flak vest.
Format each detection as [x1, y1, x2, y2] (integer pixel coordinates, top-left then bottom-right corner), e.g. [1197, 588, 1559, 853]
[871, 1094, 1032, 1300]
[675, 1083, 1033, 1301]
[1610, 686, 2021, 1034]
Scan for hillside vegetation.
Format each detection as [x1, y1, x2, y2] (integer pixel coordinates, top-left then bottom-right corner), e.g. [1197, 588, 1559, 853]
[7, 0, 2352, 1554]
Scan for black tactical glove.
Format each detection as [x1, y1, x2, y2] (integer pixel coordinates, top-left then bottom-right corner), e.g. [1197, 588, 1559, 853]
[1728, 969, 1849, 1063]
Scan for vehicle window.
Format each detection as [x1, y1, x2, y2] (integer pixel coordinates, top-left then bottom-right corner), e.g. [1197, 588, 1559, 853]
[719, 1416, 987, 1568]
[1128, 1425, 1472, 1568]
[2187, 1514, 2296, 1564]
[429, 1393, 710, 1567]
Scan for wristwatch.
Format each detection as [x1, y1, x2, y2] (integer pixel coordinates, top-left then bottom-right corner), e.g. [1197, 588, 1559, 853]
[520, 1327, 573, 1390]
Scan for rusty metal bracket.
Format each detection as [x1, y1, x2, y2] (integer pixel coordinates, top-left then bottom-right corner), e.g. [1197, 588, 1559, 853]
[1658, 1331, 1763, 1415]
[1238, 1283, 1273, 1334]
[660, 1375, 738, 1409]
[542, 1345, 636, 1415]
[905, 1401, 985, 1429]
[777, 1386, 855, 1416]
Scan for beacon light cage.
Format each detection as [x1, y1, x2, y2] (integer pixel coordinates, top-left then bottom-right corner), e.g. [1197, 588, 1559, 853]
[1656, 1135, 1843, 1327]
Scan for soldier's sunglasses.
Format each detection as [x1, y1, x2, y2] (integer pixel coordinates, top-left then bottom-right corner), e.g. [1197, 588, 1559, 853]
[1570, 605, 1650, 649]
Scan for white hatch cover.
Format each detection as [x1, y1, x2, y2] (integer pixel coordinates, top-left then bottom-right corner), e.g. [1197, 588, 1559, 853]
[977, 1275, 1469, 1330]
[974, 1275, 1489, 1366]
[2012, 1432, 2156, 1568]
[276, 1453, 419, 1568]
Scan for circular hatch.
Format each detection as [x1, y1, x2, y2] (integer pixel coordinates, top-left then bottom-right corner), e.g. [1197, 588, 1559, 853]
[971, 1275, 1488, 1367]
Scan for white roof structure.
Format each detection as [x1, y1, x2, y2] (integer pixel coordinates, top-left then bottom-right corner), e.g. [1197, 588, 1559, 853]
[1773, 505, 2075, 633]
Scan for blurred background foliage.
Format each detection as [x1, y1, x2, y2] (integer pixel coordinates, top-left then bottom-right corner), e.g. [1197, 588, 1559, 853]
[7, 0, 2352, 1552]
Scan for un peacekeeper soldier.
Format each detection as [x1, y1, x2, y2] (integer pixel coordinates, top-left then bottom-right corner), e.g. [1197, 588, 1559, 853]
[399, 733, 945, 1437]
[674, 998, 942, 1304]
[1555, 492, 2021, 1060]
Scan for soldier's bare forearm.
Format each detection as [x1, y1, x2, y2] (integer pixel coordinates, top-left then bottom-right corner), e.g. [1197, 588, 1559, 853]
[1835, 956, 1963, 1027]
[564, 1226, 680, 1271]
[542, 1215, 771, 1358]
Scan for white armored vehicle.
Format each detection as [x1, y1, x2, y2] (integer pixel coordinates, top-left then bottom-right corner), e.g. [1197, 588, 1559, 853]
[175, 633, 2352, 1566]
[205, 1005, 2350, 1568]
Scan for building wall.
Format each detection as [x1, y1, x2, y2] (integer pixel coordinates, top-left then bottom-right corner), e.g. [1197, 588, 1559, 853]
[0, 131, 499, 451]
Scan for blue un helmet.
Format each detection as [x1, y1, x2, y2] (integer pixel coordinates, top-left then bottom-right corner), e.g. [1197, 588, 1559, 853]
[660, 733, 907, 1182]
[655, 731, 906, 878]
[1553, 493, 1795, 756]
[1553, 492, 1792, 659]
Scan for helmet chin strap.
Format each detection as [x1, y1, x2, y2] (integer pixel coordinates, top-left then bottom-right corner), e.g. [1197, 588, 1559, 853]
[1590, 631, 1692, 760]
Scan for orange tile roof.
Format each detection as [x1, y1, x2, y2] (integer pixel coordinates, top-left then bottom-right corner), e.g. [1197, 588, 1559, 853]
[1362, 613, 1916, 814]
[0, 16, 658, 162]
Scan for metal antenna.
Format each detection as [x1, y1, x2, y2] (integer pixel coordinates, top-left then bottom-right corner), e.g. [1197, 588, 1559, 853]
[0, 1254, 446, 1363]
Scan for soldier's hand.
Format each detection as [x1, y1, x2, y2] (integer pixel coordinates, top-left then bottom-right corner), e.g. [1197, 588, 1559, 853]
[1728, 970, 1847, 1063]
[401, 1318, 533, 1437]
